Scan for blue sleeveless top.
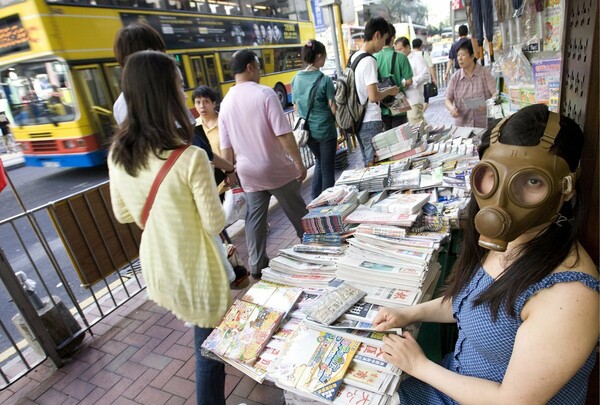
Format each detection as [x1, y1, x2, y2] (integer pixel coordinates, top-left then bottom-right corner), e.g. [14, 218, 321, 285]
[399, 269, 599, 404]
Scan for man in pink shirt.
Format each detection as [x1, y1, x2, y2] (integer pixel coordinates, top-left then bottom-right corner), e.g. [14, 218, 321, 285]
[219, 49, 308, 278]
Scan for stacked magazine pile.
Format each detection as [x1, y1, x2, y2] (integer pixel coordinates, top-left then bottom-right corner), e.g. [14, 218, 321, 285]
[262, 246, 343, 288]
[336, 165, 390, 191]
[301, 202, 358, 234]
[201, 281, 303, 382]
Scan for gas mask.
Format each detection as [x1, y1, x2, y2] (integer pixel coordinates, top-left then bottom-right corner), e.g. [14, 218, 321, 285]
[471, 112, 576, 251]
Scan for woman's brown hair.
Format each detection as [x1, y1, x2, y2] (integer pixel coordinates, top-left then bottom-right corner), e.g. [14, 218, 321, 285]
[113, 22, 166, 67]
[110, 51, 192, 176]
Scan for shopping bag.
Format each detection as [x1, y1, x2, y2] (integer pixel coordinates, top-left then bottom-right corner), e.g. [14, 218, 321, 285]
[223, 186, 247, 225]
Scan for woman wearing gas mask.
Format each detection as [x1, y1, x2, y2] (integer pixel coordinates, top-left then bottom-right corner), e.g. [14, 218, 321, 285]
[373, 104, 598, 404]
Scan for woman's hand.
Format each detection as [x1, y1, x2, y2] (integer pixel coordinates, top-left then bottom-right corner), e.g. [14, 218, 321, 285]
[381, 332, 427, 374]
[450, 107, 460, 118]
[372, 307, 413, 331]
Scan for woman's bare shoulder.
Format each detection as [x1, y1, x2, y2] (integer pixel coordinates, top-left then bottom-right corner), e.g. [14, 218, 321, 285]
[556, 243, 598, 278]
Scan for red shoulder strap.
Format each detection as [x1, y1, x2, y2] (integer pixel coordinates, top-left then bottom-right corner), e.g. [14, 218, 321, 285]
[141, 145, 190, 229]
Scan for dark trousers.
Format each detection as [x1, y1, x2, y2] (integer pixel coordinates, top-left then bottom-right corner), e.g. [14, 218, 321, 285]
[382, 114, 408, 131]
[306, 136, 337, 200]
[195, 326, 225, 405]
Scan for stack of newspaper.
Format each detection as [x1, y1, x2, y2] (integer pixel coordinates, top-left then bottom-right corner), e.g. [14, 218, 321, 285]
[371, 192, 431, 215]
[336, 231, 443, 295]
[336, 165, 390, 191]
[262, 247, 342, 288]
[345, 205, 420, 227]
[372, 124, 416, 162]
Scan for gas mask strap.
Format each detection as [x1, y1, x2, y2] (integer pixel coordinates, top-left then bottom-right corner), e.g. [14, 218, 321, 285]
[539, 112, 561, 150]
[490, 117, 509, 144]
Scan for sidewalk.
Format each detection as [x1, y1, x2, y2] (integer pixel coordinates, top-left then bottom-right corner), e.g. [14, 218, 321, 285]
[2, 98, 452, 405]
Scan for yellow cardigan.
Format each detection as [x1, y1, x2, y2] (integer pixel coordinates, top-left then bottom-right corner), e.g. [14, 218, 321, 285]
[108, 146, 231, 328]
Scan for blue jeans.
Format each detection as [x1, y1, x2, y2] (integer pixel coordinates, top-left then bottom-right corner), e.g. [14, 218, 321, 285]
[357, 121, 383, 166]
[194, 326, 225, 405]
[306, 136, 337, 200]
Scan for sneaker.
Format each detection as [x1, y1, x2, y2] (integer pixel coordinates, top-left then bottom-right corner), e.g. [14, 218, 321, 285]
[230, 265, 250, 290]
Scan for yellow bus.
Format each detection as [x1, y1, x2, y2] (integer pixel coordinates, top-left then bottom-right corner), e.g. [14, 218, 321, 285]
[0, 0, 315, 167]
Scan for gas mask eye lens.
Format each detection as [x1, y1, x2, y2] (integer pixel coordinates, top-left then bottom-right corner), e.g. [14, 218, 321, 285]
[472, 164, 497, 198]
[509, 170, 550, 206]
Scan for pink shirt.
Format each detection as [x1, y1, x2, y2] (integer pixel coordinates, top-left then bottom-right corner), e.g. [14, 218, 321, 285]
[219, 81, 297, 192]
[446, 64, 496, 128]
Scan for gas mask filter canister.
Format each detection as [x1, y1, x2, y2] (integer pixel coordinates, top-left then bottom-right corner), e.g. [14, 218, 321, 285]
[471, 112, 575, 251]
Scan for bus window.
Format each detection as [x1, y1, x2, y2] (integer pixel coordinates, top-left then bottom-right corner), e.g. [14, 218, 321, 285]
[104, 64, 122, 100]
[1, 60, 76, 126]
[291, 0, 309, 21]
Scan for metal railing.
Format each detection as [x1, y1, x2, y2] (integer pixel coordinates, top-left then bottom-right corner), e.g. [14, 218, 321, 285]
[0, 182, 146, 389]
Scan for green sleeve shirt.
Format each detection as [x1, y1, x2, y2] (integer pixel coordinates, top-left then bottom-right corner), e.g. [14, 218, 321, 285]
[374, 47, 414, 116]
[291, 71, 337, 141]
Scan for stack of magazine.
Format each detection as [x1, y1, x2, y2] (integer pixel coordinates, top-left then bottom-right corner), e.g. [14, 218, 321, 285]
[301, 202, 359, 234]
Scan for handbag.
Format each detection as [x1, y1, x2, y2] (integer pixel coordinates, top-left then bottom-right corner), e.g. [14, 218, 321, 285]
[424, 82, 438, 98]
[141, 145, 190, 229]
[293, 73, 324, 147]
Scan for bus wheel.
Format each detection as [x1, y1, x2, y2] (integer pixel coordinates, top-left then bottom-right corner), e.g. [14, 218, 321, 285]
[274, 83, 287, 109]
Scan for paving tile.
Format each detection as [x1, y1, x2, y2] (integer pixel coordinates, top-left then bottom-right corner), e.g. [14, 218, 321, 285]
[121, 331, 151, 347]
[74, 347, 106, 365]
[165, 317, 189, 333]
[163, 343, 194, 362]
[224, 364, 245, 379]
[224, 373, 242, 398]
[156, 311, 176, 327]
[175, 328, 194, 347]
[248, 383, 285, 405]
[14, 397, 36, 404]
[112, 319, 143, 341]
[24, 370, 66, 400]
[135, 313, 163, 334]
[0, 389, 16, 404]
[226, 393, 263, 405]
[93, 376, 133, 405]
[149, 359, 184, 389]
[144, 324, 173, 340]
[129, 337, 162, 363]
[81, 386, 107, 404]
[165, 395, 187, 405]
[126, 309, 155, 322]
[122, 368, 160, 399]
[162, 375, 196, 399]
[115, 360, 148, 380]
[105, 345, 138, 372]
[153, 330, 184, 355]
[232, 374, 258, 398]
[135, 385, 172, 405]
[175, 356, 195, 380]
[88, 369, 122, 390]
[78, 353, 116, 381]
[62, 378, 96, 400]
[112, 398, 140, 405]
[140, 352, 172, 370]
[99, 339, 128, 356]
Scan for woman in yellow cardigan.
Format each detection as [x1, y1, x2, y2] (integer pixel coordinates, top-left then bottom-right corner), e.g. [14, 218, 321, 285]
[108, 51, 230, 405]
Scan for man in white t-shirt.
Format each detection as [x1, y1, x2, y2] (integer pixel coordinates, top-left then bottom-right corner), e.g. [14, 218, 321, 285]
[349, 17, 399, 166]
[395, 37, 430, 125]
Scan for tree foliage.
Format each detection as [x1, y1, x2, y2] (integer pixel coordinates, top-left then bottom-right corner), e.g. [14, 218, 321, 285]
[381, 0, 429, 25]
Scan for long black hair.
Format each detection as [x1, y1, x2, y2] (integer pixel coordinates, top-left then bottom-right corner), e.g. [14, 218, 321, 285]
[443, 104, 585, 319]
[111, 51, 192, 176]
